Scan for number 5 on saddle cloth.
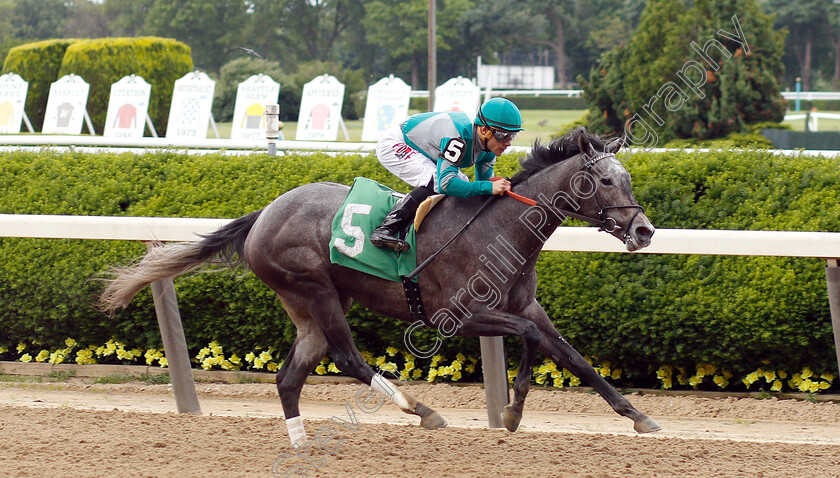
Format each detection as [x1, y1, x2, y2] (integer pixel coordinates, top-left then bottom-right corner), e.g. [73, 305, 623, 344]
[329, 177, 430, 324]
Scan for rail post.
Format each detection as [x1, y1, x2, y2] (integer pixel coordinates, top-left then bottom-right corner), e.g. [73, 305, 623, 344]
[824, 259, 840, 375]
[479, 336, 509, 428]
[146, 242, 202, 414]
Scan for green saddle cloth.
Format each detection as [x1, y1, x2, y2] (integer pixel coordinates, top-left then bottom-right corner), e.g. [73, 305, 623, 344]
[329, 177, 417, 282]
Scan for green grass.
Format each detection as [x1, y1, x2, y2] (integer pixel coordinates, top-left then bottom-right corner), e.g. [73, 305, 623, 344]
[781, 111, 840, 132]
[94, 373, 171, 384]
[0, 370, 77, 383]
[209, 109, 587, 147]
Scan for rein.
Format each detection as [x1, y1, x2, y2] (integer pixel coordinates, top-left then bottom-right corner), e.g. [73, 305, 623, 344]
[493, 150, 645, 235]
[501, 188, 619, 230]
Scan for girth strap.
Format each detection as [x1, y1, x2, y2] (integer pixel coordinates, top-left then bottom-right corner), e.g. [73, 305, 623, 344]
[401, 277, 432, 327]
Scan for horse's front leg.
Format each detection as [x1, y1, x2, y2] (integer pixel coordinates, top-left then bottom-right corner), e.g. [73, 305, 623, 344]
[523, 303, 661, 433]
[543, 333, 659, 432]
[459, 314, 543, 432]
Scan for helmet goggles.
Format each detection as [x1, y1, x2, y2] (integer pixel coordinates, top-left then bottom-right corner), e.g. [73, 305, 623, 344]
[489, 128, 518, 143]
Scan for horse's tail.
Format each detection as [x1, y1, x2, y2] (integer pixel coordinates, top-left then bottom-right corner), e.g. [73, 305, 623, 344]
[99, 209, 264, 312]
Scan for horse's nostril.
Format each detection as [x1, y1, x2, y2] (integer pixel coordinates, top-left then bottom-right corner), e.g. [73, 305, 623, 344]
[635, 226, 654, 240]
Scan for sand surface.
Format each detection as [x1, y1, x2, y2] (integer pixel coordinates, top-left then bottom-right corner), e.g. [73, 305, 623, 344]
[1, 379, 839, 477]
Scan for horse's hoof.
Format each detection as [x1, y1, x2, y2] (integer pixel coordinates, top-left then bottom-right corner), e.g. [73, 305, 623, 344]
[501, 405, 521, 432]
[634, 416, 661, 434]
[420, 411, 447, 429]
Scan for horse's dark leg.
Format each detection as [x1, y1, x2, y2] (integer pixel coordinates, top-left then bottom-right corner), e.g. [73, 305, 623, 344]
[524, 303, 661, 433]
[275, 308, 329, 446]
[458, 314, 543, 432]
[291, 283, 447, 430]
[501, 323, 541, 432]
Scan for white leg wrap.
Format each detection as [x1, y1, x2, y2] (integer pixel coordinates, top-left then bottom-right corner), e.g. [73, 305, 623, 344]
[285, 416, 307, 447]
[371, 374, 411, 411]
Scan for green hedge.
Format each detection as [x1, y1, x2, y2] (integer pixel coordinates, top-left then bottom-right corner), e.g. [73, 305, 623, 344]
[1, 149, 839, 388]
[2, 37, 192, 135]
[2, 39, 82, 131]
[58, 37, 193, 135]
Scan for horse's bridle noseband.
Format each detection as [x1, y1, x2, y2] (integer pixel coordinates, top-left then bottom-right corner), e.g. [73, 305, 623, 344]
[503, 151, 645, 239]
[583, 152, 645, 236]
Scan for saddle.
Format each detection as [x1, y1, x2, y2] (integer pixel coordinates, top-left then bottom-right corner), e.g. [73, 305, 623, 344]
[329, 177, 437, 325]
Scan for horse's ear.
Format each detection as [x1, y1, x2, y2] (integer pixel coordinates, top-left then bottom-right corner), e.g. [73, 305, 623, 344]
[577, 130, 593, 155]
[607, 134, 626, 154]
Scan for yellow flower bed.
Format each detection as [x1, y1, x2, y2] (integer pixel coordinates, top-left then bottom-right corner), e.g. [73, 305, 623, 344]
[3, 339, 837, 395]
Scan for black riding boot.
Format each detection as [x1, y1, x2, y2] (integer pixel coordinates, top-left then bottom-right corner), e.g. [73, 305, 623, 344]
[369, 194, 420, 252]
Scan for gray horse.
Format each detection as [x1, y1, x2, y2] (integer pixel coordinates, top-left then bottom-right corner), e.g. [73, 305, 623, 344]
[101, 128, 660, 446]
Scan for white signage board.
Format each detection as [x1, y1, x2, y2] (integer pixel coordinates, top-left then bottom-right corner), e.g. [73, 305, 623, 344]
[0, 73, 29, 134]
[296, 74, 345, 141]
[166, 71, 215, 139]
[103, 75, 152, 138]
[361, 75, 411, 142]
[42, 74, 90, 135]
[230, 74, 280, 140]
[433, 76, 481, 120]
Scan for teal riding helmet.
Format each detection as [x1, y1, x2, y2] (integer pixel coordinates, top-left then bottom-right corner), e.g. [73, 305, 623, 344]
[474, 97, 524, 132]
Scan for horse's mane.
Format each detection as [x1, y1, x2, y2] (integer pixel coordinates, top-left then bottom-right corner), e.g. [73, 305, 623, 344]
[510, 127, 610, 186]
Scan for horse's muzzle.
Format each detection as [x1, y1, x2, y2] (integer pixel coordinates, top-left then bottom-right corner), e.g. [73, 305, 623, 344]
[623, 214, 655, 252]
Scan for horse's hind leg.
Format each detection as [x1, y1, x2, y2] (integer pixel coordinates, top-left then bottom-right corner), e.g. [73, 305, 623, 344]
[275, 308, 329, 446]
[298, 287, 447, 430]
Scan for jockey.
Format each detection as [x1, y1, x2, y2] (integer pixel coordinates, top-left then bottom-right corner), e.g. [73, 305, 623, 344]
[369, 97, 523, 252]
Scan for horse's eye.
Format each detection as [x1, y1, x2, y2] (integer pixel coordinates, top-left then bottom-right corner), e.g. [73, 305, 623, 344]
[600, 178, 613, 186]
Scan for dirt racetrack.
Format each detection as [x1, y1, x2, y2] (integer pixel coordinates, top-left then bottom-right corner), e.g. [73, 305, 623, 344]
[1, 378, 839, 477]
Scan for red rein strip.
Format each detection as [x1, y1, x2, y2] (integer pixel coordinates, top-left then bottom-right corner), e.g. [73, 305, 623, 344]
[490, 176, 537, 206]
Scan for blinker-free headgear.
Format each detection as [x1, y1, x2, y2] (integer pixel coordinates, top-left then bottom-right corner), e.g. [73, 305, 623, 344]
[474, 97, 523, 132]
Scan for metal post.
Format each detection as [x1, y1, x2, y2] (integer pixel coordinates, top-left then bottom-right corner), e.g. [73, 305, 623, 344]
[824, 259, 840, 375]
[146, 242, 202, 415]
[795, 77, 801, 112]
[479, 336, 509, 428]
[265, 104, 280, 156]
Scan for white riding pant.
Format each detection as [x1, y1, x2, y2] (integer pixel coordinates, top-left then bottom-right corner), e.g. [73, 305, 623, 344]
[375, 124, 467, 191]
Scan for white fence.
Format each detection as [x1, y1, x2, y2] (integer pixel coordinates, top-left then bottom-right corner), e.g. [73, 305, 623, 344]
[1, 135, 840, 160]
[3, 214, 840, 426]
[782, 112, 840, 132]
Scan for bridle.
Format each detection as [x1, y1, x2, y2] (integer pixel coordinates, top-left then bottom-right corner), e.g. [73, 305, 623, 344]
[501, 151, 645, 238]
[407, 150, 644, 280]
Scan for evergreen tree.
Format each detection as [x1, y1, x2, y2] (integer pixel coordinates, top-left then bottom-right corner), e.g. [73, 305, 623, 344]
[667, 0, 786, 140]
[579, 45, 630, 136]
[620, 0, 687, 113]
[581, 0, 786, 143]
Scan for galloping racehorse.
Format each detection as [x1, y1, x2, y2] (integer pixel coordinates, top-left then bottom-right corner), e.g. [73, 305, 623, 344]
[101, 128, 661, 446]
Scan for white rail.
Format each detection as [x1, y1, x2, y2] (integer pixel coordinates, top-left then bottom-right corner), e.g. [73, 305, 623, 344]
[781, 91, 840, 101]
[1, 135, 839, 159]
[3, 214, 840, 424]
[4, 214, 840, 258]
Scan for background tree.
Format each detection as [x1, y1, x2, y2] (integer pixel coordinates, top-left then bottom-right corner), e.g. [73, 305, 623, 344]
[666, 0, 785, 140]
[582, 0, 786, 142]
[64, 0, 109, 39]
[827, 3, 840, 90]
[761, 0, 828, 91]
[9, 0, 68, 41]
[620, 0, 687, 112]
[463, 0, 639, 89]
[103, 0, 155, 37]
[143, 0, 249, 73]
[364, 0, 473, 89]
[277, 0, 366, 63]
